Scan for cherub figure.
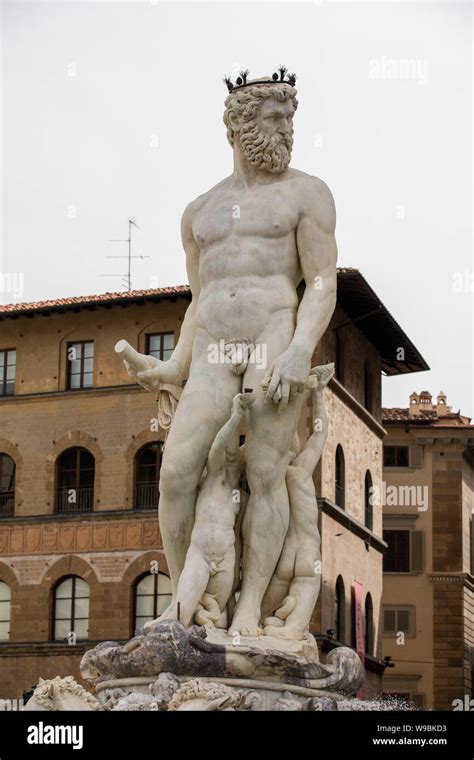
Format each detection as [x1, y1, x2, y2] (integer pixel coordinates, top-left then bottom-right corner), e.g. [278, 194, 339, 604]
[159, 392, 255, 629]
[262, 362, 335, 639]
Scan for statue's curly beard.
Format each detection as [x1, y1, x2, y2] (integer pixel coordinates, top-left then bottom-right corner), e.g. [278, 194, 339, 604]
[239, 120, 293, 174]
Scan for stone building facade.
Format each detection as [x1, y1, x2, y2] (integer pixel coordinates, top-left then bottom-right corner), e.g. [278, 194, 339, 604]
[381, 391, 474, 709]
[0, 269, 427, 699]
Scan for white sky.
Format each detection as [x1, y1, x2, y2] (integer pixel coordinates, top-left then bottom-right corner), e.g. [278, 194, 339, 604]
[1, 0, 473, 415]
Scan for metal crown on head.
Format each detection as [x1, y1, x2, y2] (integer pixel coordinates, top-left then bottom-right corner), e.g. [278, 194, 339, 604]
[224, 66, 297, 93]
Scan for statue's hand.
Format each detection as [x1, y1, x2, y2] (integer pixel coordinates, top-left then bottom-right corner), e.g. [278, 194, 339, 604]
[232, 392, 256, 415]
[126, 357, 183, 392]
[315, 362, 335, 392]
[124, 355, 158, 391]
[263, 345, 311, 410]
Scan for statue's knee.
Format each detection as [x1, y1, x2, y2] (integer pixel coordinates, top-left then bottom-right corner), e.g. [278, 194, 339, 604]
[159, 456, 196, 498]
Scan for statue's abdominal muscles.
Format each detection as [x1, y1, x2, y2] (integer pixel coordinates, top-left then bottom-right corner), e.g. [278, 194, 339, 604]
[194, 193, 301, 342]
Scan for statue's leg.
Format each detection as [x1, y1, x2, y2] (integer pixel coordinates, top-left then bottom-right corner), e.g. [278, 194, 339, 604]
[266, 470, 321, 639]
[260, 536, 295, 621]
[229, 313, 305, 636]
[158, 328, 240, 595]
[226, 490, 248, 621]
[170, 544, 211, 627]
[206, 548, 236, 619]
[278, 533, 321, 637]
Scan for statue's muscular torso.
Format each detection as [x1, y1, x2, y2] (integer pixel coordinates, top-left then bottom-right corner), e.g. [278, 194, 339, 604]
[191, 169, 311, 343]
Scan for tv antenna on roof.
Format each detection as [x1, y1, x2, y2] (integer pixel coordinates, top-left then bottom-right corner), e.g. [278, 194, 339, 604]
[101, 217, 149, 292]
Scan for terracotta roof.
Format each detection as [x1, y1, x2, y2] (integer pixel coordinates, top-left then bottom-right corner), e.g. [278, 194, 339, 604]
[382, 407, 473, 427]
[0, 285, 191, 315]
[383, 408, 438, 421]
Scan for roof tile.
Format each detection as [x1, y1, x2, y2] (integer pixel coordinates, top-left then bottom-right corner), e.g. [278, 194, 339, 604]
[0, 285, 191, 314]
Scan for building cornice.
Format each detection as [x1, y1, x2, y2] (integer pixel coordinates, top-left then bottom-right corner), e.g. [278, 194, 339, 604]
[0, 640, 124, 657]
[428, 572, 474, 591]
[0, 508, 158, 527]
[0, 383, 144, 406]
[416, 437, 474, 450]
[329, 378, 387, 439]
[318, 497, 387, 554]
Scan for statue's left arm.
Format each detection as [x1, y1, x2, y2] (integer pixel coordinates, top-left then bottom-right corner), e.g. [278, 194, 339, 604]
[294, 362, 335, 473]
[265, 178, 337, 409]
[207, 393, 255, 475]
[293, 388, 328, 474]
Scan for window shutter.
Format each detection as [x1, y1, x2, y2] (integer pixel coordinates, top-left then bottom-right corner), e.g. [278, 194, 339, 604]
[383, 609, 396, 632]
[411, 693, 425, 709]
[411, 531, 424, 572]
[397, 609, 410, 632]
[409, 445, 423, 468]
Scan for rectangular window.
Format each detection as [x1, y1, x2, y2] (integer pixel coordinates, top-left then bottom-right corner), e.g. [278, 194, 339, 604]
[146, 332, 174, 362]
[383, 529, 410, 572]
[383, 528, 424, 573]
[384, 445, 409, 467]
[67, 341, 94, 390]
[383, 606, 414, 635]
[0, 349, 16, 397]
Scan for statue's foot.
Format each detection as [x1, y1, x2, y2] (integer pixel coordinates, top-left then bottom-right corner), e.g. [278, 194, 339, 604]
[230, 614, 263, 637]
[143, 605, 178, 630]
[263, 624, 306, 640]
[143, 618, 161, 631]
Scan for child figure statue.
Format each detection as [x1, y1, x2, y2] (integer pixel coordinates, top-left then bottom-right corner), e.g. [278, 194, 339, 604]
[158, 392, 254, 629]
[261, 362, 335, 640]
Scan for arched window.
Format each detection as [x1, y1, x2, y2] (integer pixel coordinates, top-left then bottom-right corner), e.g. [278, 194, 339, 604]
[365, 593, 374, 656]
[335, 445, 345, 509]
[53, 576, 90, 641]
[0, 581, 11, 640]
[134, 443, 162, 510]
[134, 572, 172, 631]
[364, 360, 373, 413]
[56, 448, 94, 514]
[365, 470, 373, 530]
[351, 586, 357, 649]
[335, 575, 345, 642]
[0, 454, 15, 517]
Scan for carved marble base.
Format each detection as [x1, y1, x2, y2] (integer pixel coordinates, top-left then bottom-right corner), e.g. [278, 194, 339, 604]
[97, 674, 347, 711]
[81, 620, 365, 712]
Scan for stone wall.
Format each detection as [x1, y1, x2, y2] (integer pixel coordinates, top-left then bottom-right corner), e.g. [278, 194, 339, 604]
[431, 576, 474, 711]
[321, 388, 383, 533]
[315, 305, 382, 421]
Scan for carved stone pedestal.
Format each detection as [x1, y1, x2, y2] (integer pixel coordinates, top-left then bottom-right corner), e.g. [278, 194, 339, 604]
[81, 620, 364, 712]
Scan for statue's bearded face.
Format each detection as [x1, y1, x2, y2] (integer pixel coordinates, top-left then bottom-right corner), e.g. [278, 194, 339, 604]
[239, 96, 295, 173]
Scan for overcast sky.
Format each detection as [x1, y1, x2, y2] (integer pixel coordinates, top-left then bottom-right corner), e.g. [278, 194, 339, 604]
[1, 0, 472, 415]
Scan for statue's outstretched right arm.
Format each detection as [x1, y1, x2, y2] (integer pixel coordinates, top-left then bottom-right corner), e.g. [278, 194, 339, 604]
[125, 200, 202, 391]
